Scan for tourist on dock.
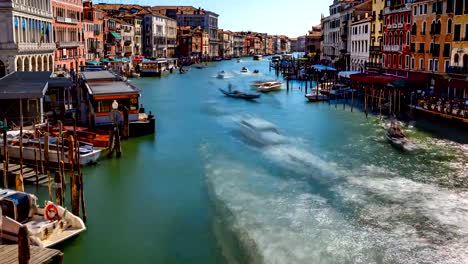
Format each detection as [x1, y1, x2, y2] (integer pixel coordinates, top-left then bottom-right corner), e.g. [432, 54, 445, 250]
[139, 104, 145, 114]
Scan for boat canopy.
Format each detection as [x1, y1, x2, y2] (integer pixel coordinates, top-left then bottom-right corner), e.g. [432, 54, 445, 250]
[311, 65, 337, 71]
[338, 71, 361, 79]
[86, 60, 100, 66]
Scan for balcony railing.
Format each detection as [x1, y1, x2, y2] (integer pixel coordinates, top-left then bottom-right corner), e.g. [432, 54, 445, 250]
[58, 41, 81, 48]
[56, 17, 79, 24]
[447, 66, 468, 75]
[384, 4, 411, 15]
[12, 42, 56, 51]
[124, 40, 132, 46]
[370, 46, 382, 52]
[383, 45, 400, 52]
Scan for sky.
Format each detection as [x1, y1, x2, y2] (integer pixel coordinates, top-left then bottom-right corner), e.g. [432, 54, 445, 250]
[99, 0, 330, 37]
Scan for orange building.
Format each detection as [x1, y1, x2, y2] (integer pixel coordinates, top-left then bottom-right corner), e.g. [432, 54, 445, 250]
[52, 0, 85, 71]
[83, 1, 105, 61]
[410, 0, 453, 74]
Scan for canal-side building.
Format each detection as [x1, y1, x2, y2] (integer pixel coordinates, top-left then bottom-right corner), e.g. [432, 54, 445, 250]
[350, 13, 372, 71]
[410, 0, 453, 76]
[103, 17, 122, 58]
[370, 0, 385, 65]
[232, 32, 244, 57]
[177, 26, 210, 59]
[121, 22, 135, 58]
[83, 1, 105, 61]
[382, 0, 412, 75]
[306, 25, 322, 59]
[218, 29, 233, 58]
[0, 0, 55, 76]
[450, 0, 468, 75]
[52, 0, 85, 71]
[151, 6, 220, 58]
[143, 14, 177, 58]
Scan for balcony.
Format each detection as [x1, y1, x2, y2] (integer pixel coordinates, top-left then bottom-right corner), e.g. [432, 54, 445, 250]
[447, 66, 468, 75]
[384, 4, 411, 15]
[13, 42, 56, 52]
[58, 41, 81, 48]
[94, 30, 100, 36]
[56, 17, 79, 24]
[370, 46, 382, 53]
[383, 45, 400, 52]
[124, 40, 132, 46]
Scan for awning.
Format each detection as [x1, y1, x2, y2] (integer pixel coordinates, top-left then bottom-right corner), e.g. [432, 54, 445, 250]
[110, 31, 121, 39]
[312, 65, 337, 71]
[86, 60, 100, 66]
[349, 73, 402, 86]
[101, 58, 110, 63]
[338, 71, 360, 79]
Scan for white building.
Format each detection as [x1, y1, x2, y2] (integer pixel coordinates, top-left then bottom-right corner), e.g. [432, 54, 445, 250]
[350, 16, 371, 71]
[143, 14, 176, 58]
[0, 0, 55, 77]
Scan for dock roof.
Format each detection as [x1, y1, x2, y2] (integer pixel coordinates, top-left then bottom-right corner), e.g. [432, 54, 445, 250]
[80, 71, 123, 82]
[85, 81, 140, 97]
[0, 72, 51, 99]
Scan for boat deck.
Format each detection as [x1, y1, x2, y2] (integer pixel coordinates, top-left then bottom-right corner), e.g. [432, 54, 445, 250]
[0, 162, 49, 186]
[0, 245, 63, 264]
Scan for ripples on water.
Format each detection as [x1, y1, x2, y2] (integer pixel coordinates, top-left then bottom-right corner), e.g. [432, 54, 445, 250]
[203, 112, 468, 264]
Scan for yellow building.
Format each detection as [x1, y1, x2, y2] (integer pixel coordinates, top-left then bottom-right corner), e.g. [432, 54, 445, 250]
[450, 1, 468, 73]
[370, 0, 385, 64]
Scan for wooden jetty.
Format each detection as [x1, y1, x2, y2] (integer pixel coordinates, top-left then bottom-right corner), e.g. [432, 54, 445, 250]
[0, 245, 63, 264]
[0, 162, 49, 186]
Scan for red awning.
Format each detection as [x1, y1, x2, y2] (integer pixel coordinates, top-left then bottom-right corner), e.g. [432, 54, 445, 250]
[349, 73, 402, 86]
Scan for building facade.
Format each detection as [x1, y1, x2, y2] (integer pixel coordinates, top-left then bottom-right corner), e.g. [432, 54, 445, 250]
[370, 0, 385, 64]
[351, 16, 372, 71]
[306, 25, 322, 59]
[382, 0, 412, 73]
[232, 32, 244, 57]
[143, 14, 176, 58]
[83, 1, 104, 61]
[0, 0, 55, 76]
[52, 0, 85, 71]
[450, 0, 468, 75]
[121, 22, 134, 58]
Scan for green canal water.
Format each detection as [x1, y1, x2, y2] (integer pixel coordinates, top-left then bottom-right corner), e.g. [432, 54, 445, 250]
[27, 58, 468, 263]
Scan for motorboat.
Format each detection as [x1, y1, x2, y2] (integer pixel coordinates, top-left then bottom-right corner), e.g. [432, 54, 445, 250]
[256, 81, 283, 92]
[305, 93, 329, 102]
[239, 118, 287, 146]
[241, 67, 249, 73]
[179, 67, 189, 74]
[253, 55, 263, 61]
[217, 71, 226, 79]
[386, 122, 418, 152]
[237, 59, 242, 63]
[194, 64, 207, 69]
[219, 88, 261, 100]
[271, 55, 281, 63]
[253, 69, 260, 74]
[0, 132, 102, 165]
[0, 189, 86, 248]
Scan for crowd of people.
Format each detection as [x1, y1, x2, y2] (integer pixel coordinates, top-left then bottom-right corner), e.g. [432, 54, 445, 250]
[417, 97, 468, 119]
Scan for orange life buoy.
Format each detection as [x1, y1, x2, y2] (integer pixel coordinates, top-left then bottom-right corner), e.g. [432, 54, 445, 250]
[45, 204, 60, 221]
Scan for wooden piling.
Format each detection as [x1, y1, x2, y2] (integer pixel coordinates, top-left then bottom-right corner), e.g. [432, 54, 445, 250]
[68, 135, 80, 217]
[15, 173, 24, 192]
[364, 87, 368, 118]
[123, 108, 129, 139]
[79, 172, 87, 222]
[19, 100, 23, 176]
[351, 89, 354, 112]
[3, 125, 8, 188]
[379, 89, 383, 119]
[54, 171, 63, 206]
[60, 160, 66, 200]
[18, 225, 30, 264]
[44, 132, 52, 201]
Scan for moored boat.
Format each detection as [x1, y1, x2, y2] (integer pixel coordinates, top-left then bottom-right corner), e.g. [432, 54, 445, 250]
[256, 81, 283, 92]
[253, 55, 263, 61]
[0, 189, 86, 248]
[240, 67, 249, 73]
[305, 93, 329, 102]
[217, 71, 226, 79]
[386, 121, 418, 152]
[219, 88, 261, 100]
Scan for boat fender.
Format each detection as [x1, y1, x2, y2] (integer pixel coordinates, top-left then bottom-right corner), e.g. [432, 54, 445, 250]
[45, 204, 60, 221]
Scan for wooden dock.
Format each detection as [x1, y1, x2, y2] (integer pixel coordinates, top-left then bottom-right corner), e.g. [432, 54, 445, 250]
[0, 245, 63, 264]
[0, 162, 50, 186]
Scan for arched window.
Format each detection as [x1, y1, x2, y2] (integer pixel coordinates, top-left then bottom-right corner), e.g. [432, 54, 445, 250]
[400, 32, 404, 45]
[383, 33, 386, 45]
[422, 21, 427, 34]
[463, 54, 468, 68]
[454, 53, 459, 65]
[436, 20, 442, 34]
[389, 32, 393, 45]
[394, 33, 398, 46]
[430, 20, 436, 34]
[412, 23, 417, 35]
[407, 32, 410, 45]
[447, 19, 452, 34]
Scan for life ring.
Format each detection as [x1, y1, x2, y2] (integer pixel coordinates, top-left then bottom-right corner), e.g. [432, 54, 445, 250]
[45, 204, 60, 221]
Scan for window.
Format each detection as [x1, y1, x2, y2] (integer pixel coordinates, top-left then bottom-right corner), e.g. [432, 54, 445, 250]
[400, 32, 403, 45]
[419, 43, 425, 53]
[419, 5, 423, 15]
[429, 59, 433, 71]
[454, 53, 459, 64]
[412, 23, 417, 35]
[432, 2, 437, 13]
[434, 60, 439, 72]
[414, 6, 418, 15]
[411, 57, 415, 69]
[447, 0, 454, 12]
[393, 55, 396, 67]
[407, 32, 410, 45]
[405, 55, 409, 68]
[420, 58, 424, 70]
[455, 0, 463, 15]
[465, 24, 468, 40]
[400, 15, 404, 24]
[444, 60, 450, 72]
[444, 43, 451, 57]
[448, 19, 452, 33]
[422, 21, 426, 34]
[454, 24, 461, 41]
[410, 43, 416, 52]
[424, 4, 428, 14]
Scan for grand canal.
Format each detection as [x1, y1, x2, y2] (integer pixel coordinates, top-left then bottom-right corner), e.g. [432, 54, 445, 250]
[27, 58, 468, 263]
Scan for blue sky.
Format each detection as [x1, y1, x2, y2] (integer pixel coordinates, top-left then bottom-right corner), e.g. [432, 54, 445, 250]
[100, 0, 329, 37]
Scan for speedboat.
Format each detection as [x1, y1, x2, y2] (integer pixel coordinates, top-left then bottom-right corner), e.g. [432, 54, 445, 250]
[239, 118, 287, 146]
[256, 81, 283, 92]
[385, 132, 418, 152]
[219, 88, 261, 100]
[305, 93, 329, 102]
[0, 189, 86, 248]
[253, 55, 263, 61]
[217, 71, 226, 79]
[253, 69, 260, 74]
[240, 67, 249, 73]
[0, 132, 102, 165]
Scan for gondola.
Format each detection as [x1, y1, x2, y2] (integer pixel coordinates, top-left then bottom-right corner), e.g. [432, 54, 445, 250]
[219, 88, 261, 100]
